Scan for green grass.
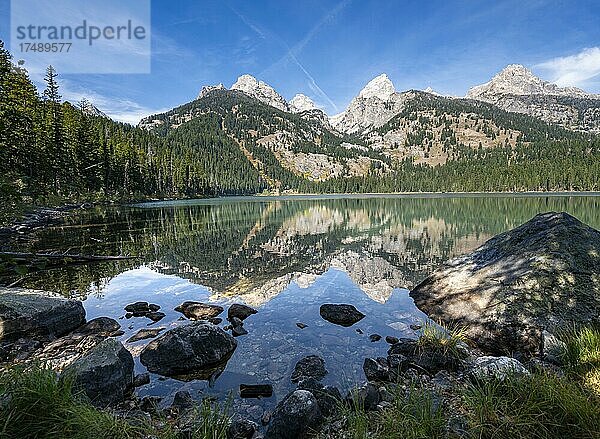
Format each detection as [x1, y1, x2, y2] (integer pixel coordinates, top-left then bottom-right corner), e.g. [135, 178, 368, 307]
[462, 372, 600, 439]
[0, 365, 230, 439]
[557, 324, 600, 395]
[324, 384, 447, 439]
[417, 321, 469, 360]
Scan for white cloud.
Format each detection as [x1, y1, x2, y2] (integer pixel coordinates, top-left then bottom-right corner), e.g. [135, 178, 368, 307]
[31, 75, 167, 125]
[537, 47, 600, 88]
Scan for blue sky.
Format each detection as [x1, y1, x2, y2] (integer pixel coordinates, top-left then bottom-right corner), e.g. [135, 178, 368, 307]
[1, 0, 600, 123]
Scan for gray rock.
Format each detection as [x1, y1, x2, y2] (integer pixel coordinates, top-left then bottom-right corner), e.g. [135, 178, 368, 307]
[133, 372, 150, 387]
[363, 357, 389, 382]
[140, 322, 237, 378]
[319, 304, 365, 327]
[75, 317, 121, 336]
[345, 382, 380, 411]
[0, 288, 86, 342]
[172, 390, 194, 412]
[127, 327, 165, 343]
[124, 301, 160, 316]
[145, 311, 166, 323]
[387, 338, 463, 374]
[266, 390, 323, 439]
[175, 301, 224, 320]
[410, 212, 600, 356]
[228, 304, 258, 321]
[542, 330, 566, 364]
[385, 335, 399, 345]
[62, 338, 133, 407]
[228, 418, 258, 439]
[296, 378, 342, 418]
[469, 356, 530, 381]
[291, 355, 328, 383]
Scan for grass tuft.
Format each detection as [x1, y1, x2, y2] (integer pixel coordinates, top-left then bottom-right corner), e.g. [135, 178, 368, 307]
[417, 321, 469, 359]
[462, 371, 600, 439]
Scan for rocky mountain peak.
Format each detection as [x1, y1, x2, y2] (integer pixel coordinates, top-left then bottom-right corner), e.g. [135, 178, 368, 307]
[289, 94, 318, 113]
[197, 83, 225, 99]
[358, 73, 396, 101]
[230, 74, 290, 112]
[466, 64, 593, 99]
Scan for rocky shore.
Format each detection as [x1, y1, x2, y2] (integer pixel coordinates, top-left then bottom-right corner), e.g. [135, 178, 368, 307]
[1, 211, 599, 438]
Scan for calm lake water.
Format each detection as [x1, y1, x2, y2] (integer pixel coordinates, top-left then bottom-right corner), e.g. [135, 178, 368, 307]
[7, 194, 600, 417]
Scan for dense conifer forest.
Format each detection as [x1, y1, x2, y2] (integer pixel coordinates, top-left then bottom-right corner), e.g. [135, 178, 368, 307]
[1, 39, 599, 223]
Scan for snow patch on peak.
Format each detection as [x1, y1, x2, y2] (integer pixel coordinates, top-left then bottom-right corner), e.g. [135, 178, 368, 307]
[230, 74, 290, 111]
[358, 73, 396, 100]
[290, 94, 317, 113]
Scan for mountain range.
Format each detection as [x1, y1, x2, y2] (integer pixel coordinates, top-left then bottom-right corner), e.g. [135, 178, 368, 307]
[138, 64, 600, 186]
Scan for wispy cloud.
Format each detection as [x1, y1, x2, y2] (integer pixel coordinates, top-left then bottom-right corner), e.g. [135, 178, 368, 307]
[537, 47, 600, 88]
[226, 2, 347, 113]
[45, 78, 168, 124]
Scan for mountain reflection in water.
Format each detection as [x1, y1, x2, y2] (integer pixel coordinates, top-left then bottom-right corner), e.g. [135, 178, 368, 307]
[7, 194, 600, 413]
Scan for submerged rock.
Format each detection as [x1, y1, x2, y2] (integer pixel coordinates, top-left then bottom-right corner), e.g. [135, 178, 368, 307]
[175, 301, 224, 320]
[127, 327, 165, 343]
[369, 334, 382, 342]
[0, 288, 86, 342]
[228, 303, 258, 321]
[139, 322, 237, 378]
[410, 212, 600, 356]
[319, 304, 365, 327]
[62, 338, 134, 407]
[266, 390, 323, 439]
[291, 355, 328, 383]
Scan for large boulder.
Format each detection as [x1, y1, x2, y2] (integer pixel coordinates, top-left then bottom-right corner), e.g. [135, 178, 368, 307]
[265, 390, 323, 439]
[140, 322, 237, 378]
[62, 338, 134, 407]
[319, 304, 365, 327]
[410, 212, 600, 356]
[0, 288, 86, 342]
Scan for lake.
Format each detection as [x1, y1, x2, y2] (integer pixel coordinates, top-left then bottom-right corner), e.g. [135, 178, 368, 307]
[7, 193, 600, 418]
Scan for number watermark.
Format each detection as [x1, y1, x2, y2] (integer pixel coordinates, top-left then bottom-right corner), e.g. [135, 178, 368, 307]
[10, 0, 151, 74]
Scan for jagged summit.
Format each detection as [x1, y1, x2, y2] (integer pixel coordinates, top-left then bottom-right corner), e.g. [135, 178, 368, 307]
[358, 73, 396, 101]
[330, 73, 409, 134]
[230, 74, 290, 112]
[466, 64, 593, 99]
[290, 94, 318, 113]
[197, 83, 225, 99]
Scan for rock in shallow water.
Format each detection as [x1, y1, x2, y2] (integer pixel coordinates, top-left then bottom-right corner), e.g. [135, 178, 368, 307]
[410, 212, 600, 356]
[62, 338, 134, 407]
[139, 322, 237, 378]
[228, 303, 258, 321]
[291, 355, 328, 383]
[127, 327, 165, 343]
[175, 301, 224, 320]
[0, 288, 86, 342]
[319, 304, 365, 327]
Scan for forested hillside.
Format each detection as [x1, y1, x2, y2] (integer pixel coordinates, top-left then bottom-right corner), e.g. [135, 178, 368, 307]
[1, 38, 600, 224]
